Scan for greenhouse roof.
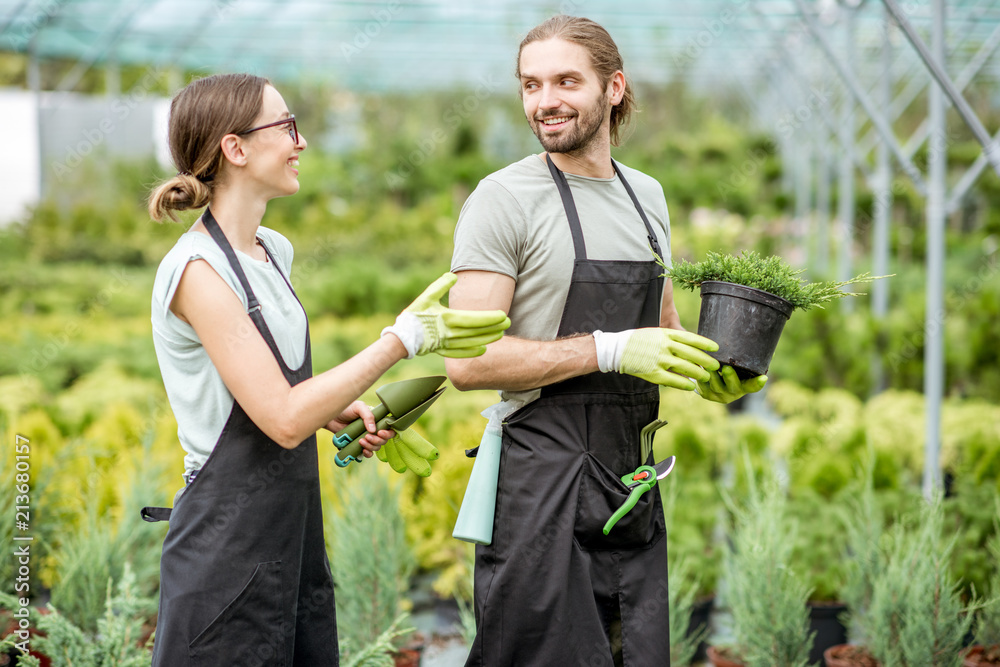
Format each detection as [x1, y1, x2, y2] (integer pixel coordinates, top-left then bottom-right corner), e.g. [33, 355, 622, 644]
[3, 0, 1000, 94]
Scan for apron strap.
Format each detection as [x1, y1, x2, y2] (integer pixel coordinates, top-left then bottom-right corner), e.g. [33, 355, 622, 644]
[545, 154, 662, 260]
[202, 207, 286, 365]
[611, 159, 662, 258]
[545, 154, 588, 260]
[140, 506, 172, 522]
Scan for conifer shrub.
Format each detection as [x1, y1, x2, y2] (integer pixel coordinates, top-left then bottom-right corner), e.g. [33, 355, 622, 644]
[663, 250, 885, 311]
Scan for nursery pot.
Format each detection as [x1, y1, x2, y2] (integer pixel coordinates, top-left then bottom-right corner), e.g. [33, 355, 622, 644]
[824, 643, 881, 667]
[706, 645, 746, 667]
[697, 281, 794, 380]
[808, 602, 849, 665]
[689, 595, 715, 661]
[964, 645, 1000, 667]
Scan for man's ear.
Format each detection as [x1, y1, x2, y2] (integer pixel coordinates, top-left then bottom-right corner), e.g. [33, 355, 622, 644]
[220, 134, 248, 168]
[608, 70, 626, 106]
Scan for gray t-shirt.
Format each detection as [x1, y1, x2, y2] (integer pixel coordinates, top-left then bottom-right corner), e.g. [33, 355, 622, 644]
[451, 154, 672, 404]
[151, 226, 307, 476]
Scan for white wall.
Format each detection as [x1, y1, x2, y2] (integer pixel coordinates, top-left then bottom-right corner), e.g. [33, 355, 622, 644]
[0, 90, 41, 226]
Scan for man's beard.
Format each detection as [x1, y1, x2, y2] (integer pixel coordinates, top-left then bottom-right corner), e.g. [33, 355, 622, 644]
[529, 92, 608, 155]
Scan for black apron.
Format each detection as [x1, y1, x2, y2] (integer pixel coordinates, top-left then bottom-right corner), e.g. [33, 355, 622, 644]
[466, 156, 671, 667]
[142, 208, 338, 666]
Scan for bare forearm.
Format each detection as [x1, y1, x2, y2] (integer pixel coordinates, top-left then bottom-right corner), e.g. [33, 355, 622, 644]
[446, 333, 598, 392]
[276, 335, 407, 446]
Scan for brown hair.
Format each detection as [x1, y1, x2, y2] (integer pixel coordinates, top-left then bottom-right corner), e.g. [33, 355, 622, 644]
[515, 15, 635, 146]
[148, 73, 269, 222]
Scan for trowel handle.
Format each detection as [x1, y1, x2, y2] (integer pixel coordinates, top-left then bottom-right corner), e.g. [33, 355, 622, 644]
[333, 404, 390, 467]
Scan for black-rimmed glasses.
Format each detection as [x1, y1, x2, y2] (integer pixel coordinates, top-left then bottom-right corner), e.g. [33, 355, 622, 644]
[238, 115, 298, 144]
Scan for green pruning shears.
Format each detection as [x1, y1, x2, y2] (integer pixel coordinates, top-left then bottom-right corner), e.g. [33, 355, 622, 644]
[602, 456, 676, 535]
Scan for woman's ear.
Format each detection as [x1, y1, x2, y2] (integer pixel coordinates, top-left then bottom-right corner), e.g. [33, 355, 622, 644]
[219, 134, 248, 168]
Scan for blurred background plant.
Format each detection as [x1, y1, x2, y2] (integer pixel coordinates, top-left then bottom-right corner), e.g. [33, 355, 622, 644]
[326, 461, 417, 662]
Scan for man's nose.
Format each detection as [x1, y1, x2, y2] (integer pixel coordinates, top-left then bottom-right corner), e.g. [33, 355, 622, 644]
[538, 84, 562, 109]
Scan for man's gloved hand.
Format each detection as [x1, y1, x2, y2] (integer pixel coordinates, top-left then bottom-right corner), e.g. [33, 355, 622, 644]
[695, 366, 768, 404]
[376, 428, 440, 477]
[382, 272, 511, 359]
[593, 328, 721, 390]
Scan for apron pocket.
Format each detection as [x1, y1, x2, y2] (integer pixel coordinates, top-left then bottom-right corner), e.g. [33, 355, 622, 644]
[189, 560, 286, 666]
[574, 455, 657, 551]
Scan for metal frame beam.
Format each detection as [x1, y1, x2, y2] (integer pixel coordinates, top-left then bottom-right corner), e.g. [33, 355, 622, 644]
[883, 0, 1000, 177]
[902, 20, 1000, 159]
[792, 0, 928, 195]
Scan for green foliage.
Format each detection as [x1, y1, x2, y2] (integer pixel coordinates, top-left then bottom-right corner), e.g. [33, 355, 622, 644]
[341, 611, 415, 667]
[839, 460, 887, 645]
[973, 501, 1000, 646]
[945, 482, 1000, 605]
[664, 250, 885, 311]
[398, 416, 479, 599]
[326, 462, 416, 658]
[787, 492, 848, 602]
[0, 564, 154, 666]
[868, 495, 976, 667]
[720, 458, 814, 667]
[667, 555, 709, 666]
[45, 433, 168, 633]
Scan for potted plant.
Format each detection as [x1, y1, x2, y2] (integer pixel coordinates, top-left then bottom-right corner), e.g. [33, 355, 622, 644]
[707, 456, 814, 667]
[662, 475, 717, 665]
[661, 250, 887, 380]
[326, 463, 418, 666]
[823, 457, 888, 667]
[0, 564, 154, 667]
[669, 556, 710, 666]
[827, 483, 979, 667]
[787, 492, 851, 664]
[963, 505, 1000, 667]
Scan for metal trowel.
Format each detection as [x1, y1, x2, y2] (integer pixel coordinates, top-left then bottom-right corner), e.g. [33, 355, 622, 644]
[333, 375, 447, 467]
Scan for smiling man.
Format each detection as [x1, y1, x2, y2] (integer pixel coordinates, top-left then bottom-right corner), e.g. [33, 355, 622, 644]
[446, 15, 766, 667]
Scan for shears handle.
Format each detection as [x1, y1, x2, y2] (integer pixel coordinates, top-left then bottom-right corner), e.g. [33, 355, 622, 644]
[602, 465, 657, 535]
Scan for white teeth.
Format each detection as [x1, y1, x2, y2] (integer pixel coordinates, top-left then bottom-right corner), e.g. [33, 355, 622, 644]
[543, 117, 569, 125]
[290, 160, 299, 166]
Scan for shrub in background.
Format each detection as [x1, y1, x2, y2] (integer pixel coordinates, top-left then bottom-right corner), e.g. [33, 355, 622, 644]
[0, 564, 154, 666]
[868, 494, 977, 666]
[326, 462, 415, 661]
[719, 457, 814, 667]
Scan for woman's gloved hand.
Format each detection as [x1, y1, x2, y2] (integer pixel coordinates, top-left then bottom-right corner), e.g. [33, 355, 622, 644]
[593, 328, 720, 390]
[382, 272, 511, 359]
[695, 366, 768, 404]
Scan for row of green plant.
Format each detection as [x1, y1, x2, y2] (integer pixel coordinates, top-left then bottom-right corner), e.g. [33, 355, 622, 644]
[3, 229, 997, 405]
[705, 456, 1000, 667]
[3, 359, 998, 664]
[653, 380, 1000, 610]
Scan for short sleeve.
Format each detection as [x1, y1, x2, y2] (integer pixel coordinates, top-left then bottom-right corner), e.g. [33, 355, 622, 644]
[151, 234, 250, 341]
[451, 179, 525, 280]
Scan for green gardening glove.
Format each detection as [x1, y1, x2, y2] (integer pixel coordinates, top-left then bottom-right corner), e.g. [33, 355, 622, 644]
[376, 428, 440, 477]
[696, 366, 768, 404]
[593, 328, 721, 391]
[382, 272, 511, 359]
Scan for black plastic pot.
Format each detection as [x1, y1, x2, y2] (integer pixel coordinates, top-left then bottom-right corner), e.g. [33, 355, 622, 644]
[696, 281, 794, 380]
[808, 601, 849, 665]
[688, 595, 715, 661]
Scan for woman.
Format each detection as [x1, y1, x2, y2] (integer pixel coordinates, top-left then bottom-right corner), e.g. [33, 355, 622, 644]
[144, 73, 508, 665]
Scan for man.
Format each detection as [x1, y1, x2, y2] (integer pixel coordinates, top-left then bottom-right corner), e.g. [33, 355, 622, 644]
[446, 15, 766, 667]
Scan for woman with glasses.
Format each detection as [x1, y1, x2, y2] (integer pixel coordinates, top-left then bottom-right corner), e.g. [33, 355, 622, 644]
[144, 73, 509, 665]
